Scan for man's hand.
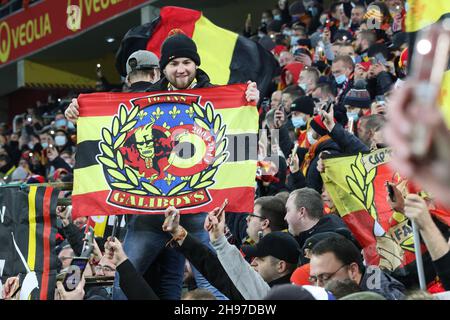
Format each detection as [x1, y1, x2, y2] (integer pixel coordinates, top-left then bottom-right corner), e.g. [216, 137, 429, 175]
[274, 108, 285, 129]
[288, 153, 300, 173]
[162, 206, 181, 234]
[384, 83, 450, 205]
[322, 28, 331, 44]
[355, 64, 368, 80]
[404, 194, 434, 230]
[319, 103, 335, 132]
[65, 98, 79, 124]
[55, 276, 85, 300]
[104, 237, 128, 267]
[2, 276, 20, 299]
[205, 207, 226, 242]
[295, 53, 312, 67]
[46, 147, 59, 161]
[56, 206, 71, 227]
[245, 81, 260, 104]
[317, 151, 330, 173]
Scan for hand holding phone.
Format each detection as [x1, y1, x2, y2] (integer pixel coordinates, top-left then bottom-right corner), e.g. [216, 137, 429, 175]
[62, 257, 89, 292]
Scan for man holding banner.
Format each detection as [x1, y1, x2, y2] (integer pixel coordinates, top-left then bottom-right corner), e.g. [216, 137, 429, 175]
[66, 33, 260, 300]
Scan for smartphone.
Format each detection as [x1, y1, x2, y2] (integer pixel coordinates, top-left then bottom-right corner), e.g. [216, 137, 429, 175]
[216, 198, 229, 220]
[62, 257, 89, 291]
[386, 182, 396, 202]
[321, 100, 333, 121]
[110, 215, 119, 241]
[409, 22, 450, 158]
[289, 142, 299, 166]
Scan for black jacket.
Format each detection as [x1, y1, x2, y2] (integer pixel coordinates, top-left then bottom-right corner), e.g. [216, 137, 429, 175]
[433, 250, 450, 291]
[367, 71, 395, 99]
[116, 259, 159, 300]
[296, 214, 349, 249]
[359, 266, 406, 300]
[177, 233, 245, 300]
[60, 223, 85, 256]
[304, 138, 341, 193]
[329, 123, 369, 154]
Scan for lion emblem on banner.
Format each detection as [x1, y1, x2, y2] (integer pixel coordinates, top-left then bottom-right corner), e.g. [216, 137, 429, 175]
[96, 93, 228, 211]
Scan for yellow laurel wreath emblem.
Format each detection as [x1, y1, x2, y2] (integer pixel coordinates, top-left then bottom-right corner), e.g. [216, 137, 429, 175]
[97, 101, 228, 197]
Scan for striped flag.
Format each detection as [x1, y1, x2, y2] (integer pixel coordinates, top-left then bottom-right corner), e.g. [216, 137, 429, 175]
[405, 0, 450, 127]
[115, 6, 280, 99]
[72, 84, 258, 218]
[0, 186, 59, 300]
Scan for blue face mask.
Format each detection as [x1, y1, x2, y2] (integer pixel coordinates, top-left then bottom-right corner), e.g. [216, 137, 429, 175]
[68, 121, 75, 130]
[292, 116, 307, 128]
[334, 74, 347, 86]
[55, 119, 67, 128]
[290, 36, 300, 47]
[299, 83, 308, 92]
[347, 111, 360, 122]
[274, 15, 281, 21]
[41, 142, 49, 149]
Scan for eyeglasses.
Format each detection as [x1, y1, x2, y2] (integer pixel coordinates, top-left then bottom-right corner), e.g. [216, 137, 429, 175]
[247, 213, 267, 220]
[308, 264, 348, 285]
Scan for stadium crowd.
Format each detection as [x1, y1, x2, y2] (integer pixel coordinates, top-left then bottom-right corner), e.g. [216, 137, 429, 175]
[1, 0, 450, 301]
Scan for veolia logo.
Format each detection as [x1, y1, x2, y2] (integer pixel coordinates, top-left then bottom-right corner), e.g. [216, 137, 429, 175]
[0, 21, 11, 63]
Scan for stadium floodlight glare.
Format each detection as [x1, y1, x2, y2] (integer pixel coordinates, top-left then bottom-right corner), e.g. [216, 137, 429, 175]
[417, 39, 432, 55]
[105, 37, 116, 43]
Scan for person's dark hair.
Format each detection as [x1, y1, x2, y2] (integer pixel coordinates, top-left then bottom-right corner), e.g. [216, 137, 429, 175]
[360, 114, 386, 133]
[359, 30, 377, 47]
[254, 196, 287, 231]
[282, 85, 305, 100]
[182, 288, 217, 300]
[275, 191, 290, 206]
[330, 1, 341, 15]
[311, 235, 364, 271]
[290, 187, 323, 220]
[324, 278, 362, 299]
[333, 55, 355, 70]
[315, 82, 334, 97]
[370, 1, 391, 24]
[269, 256, 297, 274]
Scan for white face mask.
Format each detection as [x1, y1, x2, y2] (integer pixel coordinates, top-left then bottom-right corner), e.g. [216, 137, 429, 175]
[307, 131, 317, 145]
[55, 136, 67, 146]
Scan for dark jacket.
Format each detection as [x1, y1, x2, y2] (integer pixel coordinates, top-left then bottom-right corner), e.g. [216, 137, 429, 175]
[433, 250, 450, 291]
[60, 223, 85, 256]
[116, 259, 159, 300]
[129, 81, 152, 92]
[49, 156, 72, 173]
[367, 71, 395, 99]
[329, 123, 369, 154]
[177, 233, 245, 300]
[147, 68, 214, 92]
[304, 138, 341, 193]
[296, 214, 350, 249]
[359, 266, 406, 300]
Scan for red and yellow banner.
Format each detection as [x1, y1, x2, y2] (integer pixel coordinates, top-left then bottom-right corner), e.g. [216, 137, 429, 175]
[0, 0, 151, 66]
[72, 84, 258, 218]
[321, 149, 417, 270]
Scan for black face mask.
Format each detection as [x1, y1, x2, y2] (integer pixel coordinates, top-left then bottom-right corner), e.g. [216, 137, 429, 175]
[376, 143, 388, 149]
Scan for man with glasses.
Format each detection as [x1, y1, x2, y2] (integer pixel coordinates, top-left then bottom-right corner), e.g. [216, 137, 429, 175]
[245, 196, 287, 244]
[309, 234, 405, 300]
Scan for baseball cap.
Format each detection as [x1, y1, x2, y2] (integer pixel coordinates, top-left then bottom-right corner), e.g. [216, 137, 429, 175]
[126, 50, 159, 75]
[241, 231, 300, 264]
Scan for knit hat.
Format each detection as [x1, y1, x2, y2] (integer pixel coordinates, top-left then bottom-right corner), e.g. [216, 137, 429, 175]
[310, 114, 332, 136]
[343, 81, 372, 108]
[289, 1, 306, 16]
[241, 231, 300, 264]
[160, 34, 201, 70]
[291, 96, 315, 116]
[267, 20, 283, 33]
